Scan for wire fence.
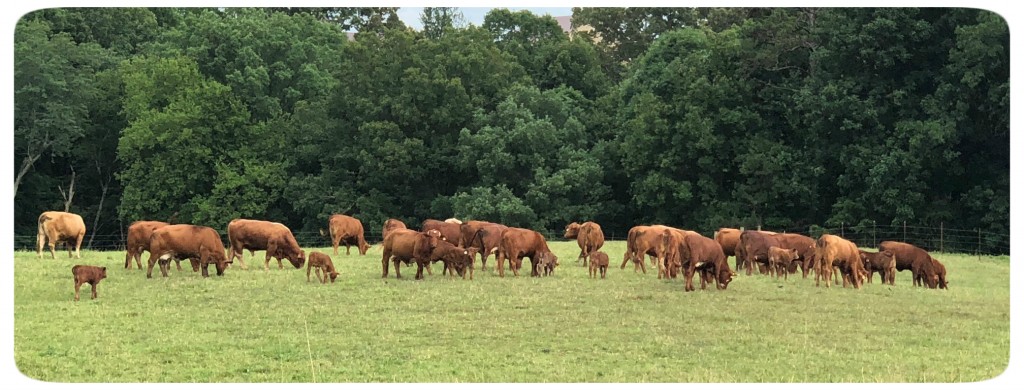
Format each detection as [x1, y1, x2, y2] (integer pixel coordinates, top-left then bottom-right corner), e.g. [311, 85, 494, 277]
[14, 221, 1008, 256]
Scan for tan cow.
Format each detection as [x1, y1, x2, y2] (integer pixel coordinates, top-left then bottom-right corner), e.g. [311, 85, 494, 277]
[37, 211, 86, 259]
[125, 221, 169, 269]
[323, 214, 370, 255]
[380, 228, 441, 279]
[227, 219, 305, 270]
[622, 224, 686, 274]
[814, 234, 865, 289]
[564, 221, 605, 266]
[768, 246, 800, 281]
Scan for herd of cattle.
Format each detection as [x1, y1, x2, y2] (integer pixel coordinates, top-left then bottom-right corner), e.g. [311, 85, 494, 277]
[33, 210, 949, 301]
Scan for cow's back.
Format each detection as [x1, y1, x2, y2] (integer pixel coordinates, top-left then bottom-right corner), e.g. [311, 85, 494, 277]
[329, 214, 364, 236]
[422, 219, 461, 245]
[40, 211, 86, 238]
[714, 228, 741, 256]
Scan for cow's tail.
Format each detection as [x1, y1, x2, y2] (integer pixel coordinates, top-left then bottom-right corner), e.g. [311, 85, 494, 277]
[36, 214, 50, 255]
[624, 228, 638, 263]
[470, 229, 485, 251]
[580, 225, 591, 255]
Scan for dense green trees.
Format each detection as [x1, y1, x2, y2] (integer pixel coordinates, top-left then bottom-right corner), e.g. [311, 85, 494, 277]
[13, 7, 1009, 253]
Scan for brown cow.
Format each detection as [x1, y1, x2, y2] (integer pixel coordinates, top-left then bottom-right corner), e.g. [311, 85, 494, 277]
[382, 218, 407, 241]
[768, 246, 800, 281]
[537, 251, 559, 276]
[306, 251, 339, 283]
[380, 228, 441, 279]
[227, 219, 305, 271]
[422, 219, 462, 246]
[323, 214, 370, 255]
[656, 228, 693, 279]
[125, 221, 169, 269]
[737, 230, 782, 276]
[430, 242, 476, 280]
[814, 234, 865, 288]
[458, 220, 508, 271]
[71, 265, 106, 301]
[496, 227, 557, 277]
[37, 211, 86, 259]
[714, 228, 742, 270]
[589, 250, 609, 279]
[773, 233, 816, 278]
[859, 250, 896, 285]
[564, 221, 605, 266]
[622, 224, 686, 274]
[678, 234, 734, 291]
[147, 224, 231, 278]
[878, 241, 947, 289]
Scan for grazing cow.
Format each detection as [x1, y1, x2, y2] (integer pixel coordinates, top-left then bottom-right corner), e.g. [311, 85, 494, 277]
[71, 265, 106, 301]
[737, 231, 782, 276]
[564, 221, 606, 266]
[431, 241, 476, 280]
[768, 246, 800, 281]
[323, 214, 370, 255]
[380, 228, 441, 280]
[537, 252, 559, 276]
[125, 221, 169, 269]
[714, 228, 742, 270]
[227, 219, 305, 271]
[859, 250, 896, 285]
[773, 233, 816, 278]
[37, 211, 86, 259]
[147, 224, 231, 278]
[382, 218, 407, 241]
[422, 219, 462, 246]
[622, 224, 686, 274]
[589, 251, 609, 279]
[306, 251, 339, 283]
[458, 220, 508, 271]
[677, 234, 734, 291]
[496, 227, 557, 277]
[878, 241, 947, 289]
[656, 227, 698, 279]
[814, 234, 865, 288]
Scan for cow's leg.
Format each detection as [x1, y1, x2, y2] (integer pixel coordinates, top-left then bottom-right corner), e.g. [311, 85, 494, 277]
[91, 282, 98, 299]
[394, 259, 402, 279]
[346, 243, 351, 256]
[307, 263, 313, 282]
[510, 256, 520, 277]
[74, 279, 82, 301]
[601, 266, 607, 278]
[315, 267, 324, 283]
[496, 250, 506, 277]
[174, 258, 183, 271]
[332, 236, 340, 255]
[49, 238, 57, 259]
[37, 232, 46, 259]
[67, 239, 75, 258]
[125, 249, 135, 269]
[381, 251, 391, 278]
[415, 262, 424, 280]
[684, 263, 696, 292]
[425, 262, 433, 276]
[146, 253, 158, 279]
[74, 233, 84, 259]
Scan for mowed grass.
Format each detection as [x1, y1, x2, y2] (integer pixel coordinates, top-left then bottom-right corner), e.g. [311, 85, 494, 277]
[14, 241, 1009, 383]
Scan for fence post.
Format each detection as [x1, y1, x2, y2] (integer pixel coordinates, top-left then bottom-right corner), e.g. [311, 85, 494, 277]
[841, 222, 844, 237]
[940, 222, 943, 253]
[872, 220, 876, 247]
[978, 228, 982, 260]
[903, 220, 907, 243]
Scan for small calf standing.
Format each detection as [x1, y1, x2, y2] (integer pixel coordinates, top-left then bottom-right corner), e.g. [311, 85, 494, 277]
[306, 251, 339, 283]
[72, 265, 107, 301]
[768, 246, 800, 281]
[589, 251, 609, 279]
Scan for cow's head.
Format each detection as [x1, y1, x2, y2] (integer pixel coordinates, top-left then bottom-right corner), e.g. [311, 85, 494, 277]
[717, 266, 735, 289]
[358, 241, 371, 255]
[329, 270, 339, 283]
[563, 222, 581, 239]
[425, 229, 442, 249]
[99, 267, 107, 280]
[211, 251, 230, 276]
[538, 251, 559, 274]
[288, 249, 306, 269]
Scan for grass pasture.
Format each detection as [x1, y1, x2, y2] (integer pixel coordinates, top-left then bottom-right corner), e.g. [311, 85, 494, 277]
[13, 241, 1009, 382]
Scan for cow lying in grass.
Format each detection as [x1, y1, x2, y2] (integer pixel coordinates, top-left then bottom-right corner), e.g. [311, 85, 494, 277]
[72, 265, 107, 301]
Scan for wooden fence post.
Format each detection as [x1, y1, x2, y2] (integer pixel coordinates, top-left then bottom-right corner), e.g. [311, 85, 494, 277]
[903, 220, 907, 243]
[940, 222, 943, 253]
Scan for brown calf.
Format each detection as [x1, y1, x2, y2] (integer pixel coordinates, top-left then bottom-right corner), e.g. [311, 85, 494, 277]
[72, 265, 107, 301]
[306, 251, 339, 283]
[589, 251, 610, 279]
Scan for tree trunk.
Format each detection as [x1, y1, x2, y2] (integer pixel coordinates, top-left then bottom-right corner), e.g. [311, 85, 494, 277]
[59, 166, 76, 212]
[87, 175, 111, 249]
[13, 153, 40, 199]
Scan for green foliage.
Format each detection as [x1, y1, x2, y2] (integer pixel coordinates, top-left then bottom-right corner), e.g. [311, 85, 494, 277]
[12, 7, 1009, 254]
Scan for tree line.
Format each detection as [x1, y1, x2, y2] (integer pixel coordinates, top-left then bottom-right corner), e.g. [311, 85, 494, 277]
[13, 7, 1009, 253]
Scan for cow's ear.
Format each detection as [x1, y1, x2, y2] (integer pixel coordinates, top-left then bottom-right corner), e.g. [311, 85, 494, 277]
[101, 267, 107, 271]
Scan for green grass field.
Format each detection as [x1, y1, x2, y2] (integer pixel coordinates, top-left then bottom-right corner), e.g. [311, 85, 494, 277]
[14, 241, 1009, 382]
